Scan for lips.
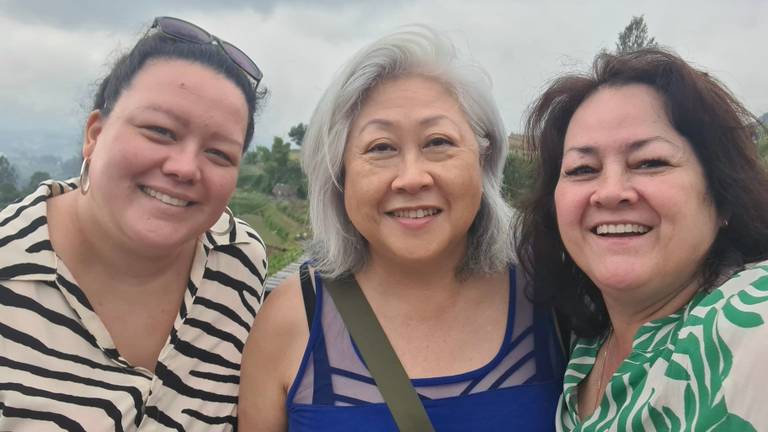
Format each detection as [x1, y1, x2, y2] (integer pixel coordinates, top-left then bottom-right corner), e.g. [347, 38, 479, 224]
[388, 208, 441, 219]
[140, 186, 193, 207]
[592, 223, 651, 236]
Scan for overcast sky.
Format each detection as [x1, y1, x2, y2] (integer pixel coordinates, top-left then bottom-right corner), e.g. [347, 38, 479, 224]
[1, 0, 766, 151]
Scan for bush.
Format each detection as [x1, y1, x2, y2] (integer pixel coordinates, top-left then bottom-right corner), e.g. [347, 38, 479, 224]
[502, 150, 534, 207]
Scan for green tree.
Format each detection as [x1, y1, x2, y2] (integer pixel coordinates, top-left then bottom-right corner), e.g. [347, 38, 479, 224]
[615, 15, 657, 54]
[0, 155, 17, 185]
[243, 150, 259, 165]
[25, 171, 51, 194]
[261, 136, 304, 195]
[288, 123, 307, 147]
[502, 150, 534, 207]
[0, 155, 19, 206]
[758, 127, 768, 165]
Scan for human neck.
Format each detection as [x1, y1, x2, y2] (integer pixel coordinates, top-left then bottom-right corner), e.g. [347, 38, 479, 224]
[49, 191, 196, 288]
[602, 277, 701, 356]
[354, 251, 466, 309]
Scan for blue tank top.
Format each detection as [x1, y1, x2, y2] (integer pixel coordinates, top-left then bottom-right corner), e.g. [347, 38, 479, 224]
[286, 266, 565, 431]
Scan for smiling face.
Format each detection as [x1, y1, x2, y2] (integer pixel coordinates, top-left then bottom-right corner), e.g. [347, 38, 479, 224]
[343, 75, 483, 267]
[554, 84, 720, 304]
[82, 58, 248, 252]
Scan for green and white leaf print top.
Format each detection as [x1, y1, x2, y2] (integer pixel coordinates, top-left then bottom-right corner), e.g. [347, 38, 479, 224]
[557, 260, 768, 432]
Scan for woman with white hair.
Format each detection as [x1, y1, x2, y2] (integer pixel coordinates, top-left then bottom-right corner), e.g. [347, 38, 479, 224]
[239, 27, 564, 431]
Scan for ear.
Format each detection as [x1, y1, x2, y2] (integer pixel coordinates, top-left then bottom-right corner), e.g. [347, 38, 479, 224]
[83, 110, 104, 159]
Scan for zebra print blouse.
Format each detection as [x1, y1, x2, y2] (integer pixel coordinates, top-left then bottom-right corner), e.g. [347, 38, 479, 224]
[0, 180, 267, 431]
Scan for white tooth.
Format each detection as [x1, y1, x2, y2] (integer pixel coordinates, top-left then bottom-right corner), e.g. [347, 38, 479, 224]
[607, 225, 615, 234]
[417, 209, 424, 218]
[143, 187, 189, 207]
[623, 224, 632, 233]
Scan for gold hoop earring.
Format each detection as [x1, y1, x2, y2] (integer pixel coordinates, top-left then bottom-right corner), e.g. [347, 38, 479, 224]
[210, 207, 235, 236]
[79, 158, 91, 195]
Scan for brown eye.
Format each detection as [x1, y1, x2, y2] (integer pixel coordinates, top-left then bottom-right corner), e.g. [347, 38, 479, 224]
[145, 126, 176, 141]
[636, 159, 669, 169]
[563, 165, 597, 176]
[206, 148, 234, 165]
[425, 137, 453, 148]
[366, 142, 396, 153]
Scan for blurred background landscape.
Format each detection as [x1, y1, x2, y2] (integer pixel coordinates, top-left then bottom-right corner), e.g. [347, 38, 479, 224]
[2, 3, 767, 276]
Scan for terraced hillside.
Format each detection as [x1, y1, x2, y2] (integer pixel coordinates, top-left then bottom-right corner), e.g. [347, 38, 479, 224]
[230, 154, 309, 277]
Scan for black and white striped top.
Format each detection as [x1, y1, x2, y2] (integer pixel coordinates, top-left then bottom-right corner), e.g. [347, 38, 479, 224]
[0, 180, 267, 431]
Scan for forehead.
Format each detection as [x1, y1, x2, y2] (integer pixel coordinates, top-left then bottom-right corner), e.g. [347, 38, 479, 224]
[355, 75, 464, 122]
[115, 59, 247, 117]
[122, 59, 245, 104]
[564, 83, 675, 148]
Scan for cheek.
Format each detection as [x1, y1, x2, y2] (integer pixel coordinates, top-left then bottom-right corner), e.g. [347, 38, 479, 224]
[553, 184, 584, 246]
[209, 171, 239, 203]
[553, 183, 571, 225]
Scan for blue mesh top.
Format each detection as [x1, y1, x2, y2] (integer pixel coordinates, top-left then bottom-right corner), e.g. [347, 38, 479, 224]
[286, 266, 566, 431]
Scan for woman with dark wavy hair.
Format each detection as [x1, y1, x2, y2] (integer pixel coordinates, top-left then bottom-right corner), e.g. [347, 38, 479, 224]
[517, 48, 768, 430]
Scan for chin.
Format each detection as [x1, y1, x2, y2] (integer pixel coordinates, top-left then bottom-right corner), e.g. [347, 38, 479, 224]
[130, 226, 198, 252]
[589, 269, 648, 293]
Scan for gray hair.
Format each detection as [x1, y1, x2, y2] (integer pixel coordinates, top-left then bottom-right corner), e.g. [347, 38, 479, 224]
[302, 25, 514, 278]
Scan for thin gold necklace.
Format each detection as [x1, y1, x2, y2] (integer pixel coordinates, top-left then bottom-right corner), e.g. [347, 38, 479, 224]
[593, 328, 614, 415]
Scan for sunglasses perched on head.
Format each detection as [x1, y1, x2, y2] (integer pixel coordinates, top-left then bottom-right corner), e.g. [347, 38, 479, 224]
[152, 16, 263, 87]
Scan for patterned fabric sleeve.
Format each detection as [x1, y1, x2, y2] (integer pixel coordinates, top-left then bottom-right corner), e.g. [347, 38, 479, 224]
[661, 261, 768, 431]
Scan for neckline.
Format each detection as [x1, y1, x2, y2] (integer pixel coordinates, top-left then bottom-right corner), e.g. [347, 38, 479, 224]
[324, 266, 518, 386]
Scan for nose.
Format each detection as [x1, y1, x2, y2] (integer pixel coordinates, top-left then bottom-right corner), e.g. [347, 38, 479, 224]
[391, 154, 434, 193]
[589, 169, 638, 208]
[162, 146, 201, 183]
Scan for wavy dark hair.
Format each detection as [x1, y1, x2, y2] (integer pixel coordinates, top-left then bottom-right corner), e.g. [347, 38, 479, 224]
[92, 26, 266, 151]
[515, 48, 768, 338]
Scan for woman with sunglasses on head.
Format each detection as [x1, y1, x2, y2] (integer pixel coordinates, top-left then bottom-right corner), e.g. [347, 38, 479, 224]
[517, 48, 768, 430]
[238, 27, 565, 432]
[0, 17, 267, 431]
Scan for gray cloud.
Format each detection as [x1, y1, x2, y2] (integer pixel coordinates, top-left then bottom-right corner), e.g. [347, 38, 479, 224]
[1, 0, 766, 152]
[0, 0, 406, 31]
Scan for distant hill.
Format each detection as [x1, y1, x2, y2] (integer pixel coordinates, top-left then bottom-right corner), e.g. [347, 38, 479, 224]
[760, 112, 768, 125]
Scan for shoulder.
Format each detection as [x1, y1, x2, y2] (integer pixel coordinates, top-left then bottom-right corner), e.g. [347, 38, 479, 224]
[670, 261, 768, 427]
[688, 259, 768, 325]
[255, 273, 311, 341]
[0, 183, 60, 278]
[677, 259, 768, 353]
[242, 272, 312, 390]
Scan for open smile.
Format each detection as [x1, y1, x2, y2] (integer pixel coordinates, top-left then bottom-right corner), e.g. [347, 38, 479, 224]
[591, 223, 652, 237]
[140, 186, 194, 207]
[387, 208, 442, 219]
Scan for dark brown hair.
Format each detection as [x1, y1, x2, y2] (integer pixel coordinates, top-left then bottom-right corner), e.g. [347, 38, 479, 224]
[516, 48, 768, 338]
[93, 30, 265, 151]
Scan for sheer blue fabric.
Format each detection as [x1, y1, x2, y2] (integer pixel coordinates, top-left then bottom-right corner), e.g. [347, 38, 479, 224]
[286, 266, 564, 431]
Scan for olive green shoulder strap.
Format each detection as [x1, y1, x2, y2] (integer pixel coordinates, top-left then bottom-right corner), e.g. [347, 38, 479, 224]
[324, 275, 435, 432]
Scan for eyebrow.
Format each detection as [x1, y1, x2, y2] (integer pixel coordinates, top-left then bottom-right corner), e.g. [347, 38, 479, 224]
[564, 136, 681, 156]
[137, 104, 191, 128]
[138, 105, 243, 148]
[356, 114, 461, 136]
